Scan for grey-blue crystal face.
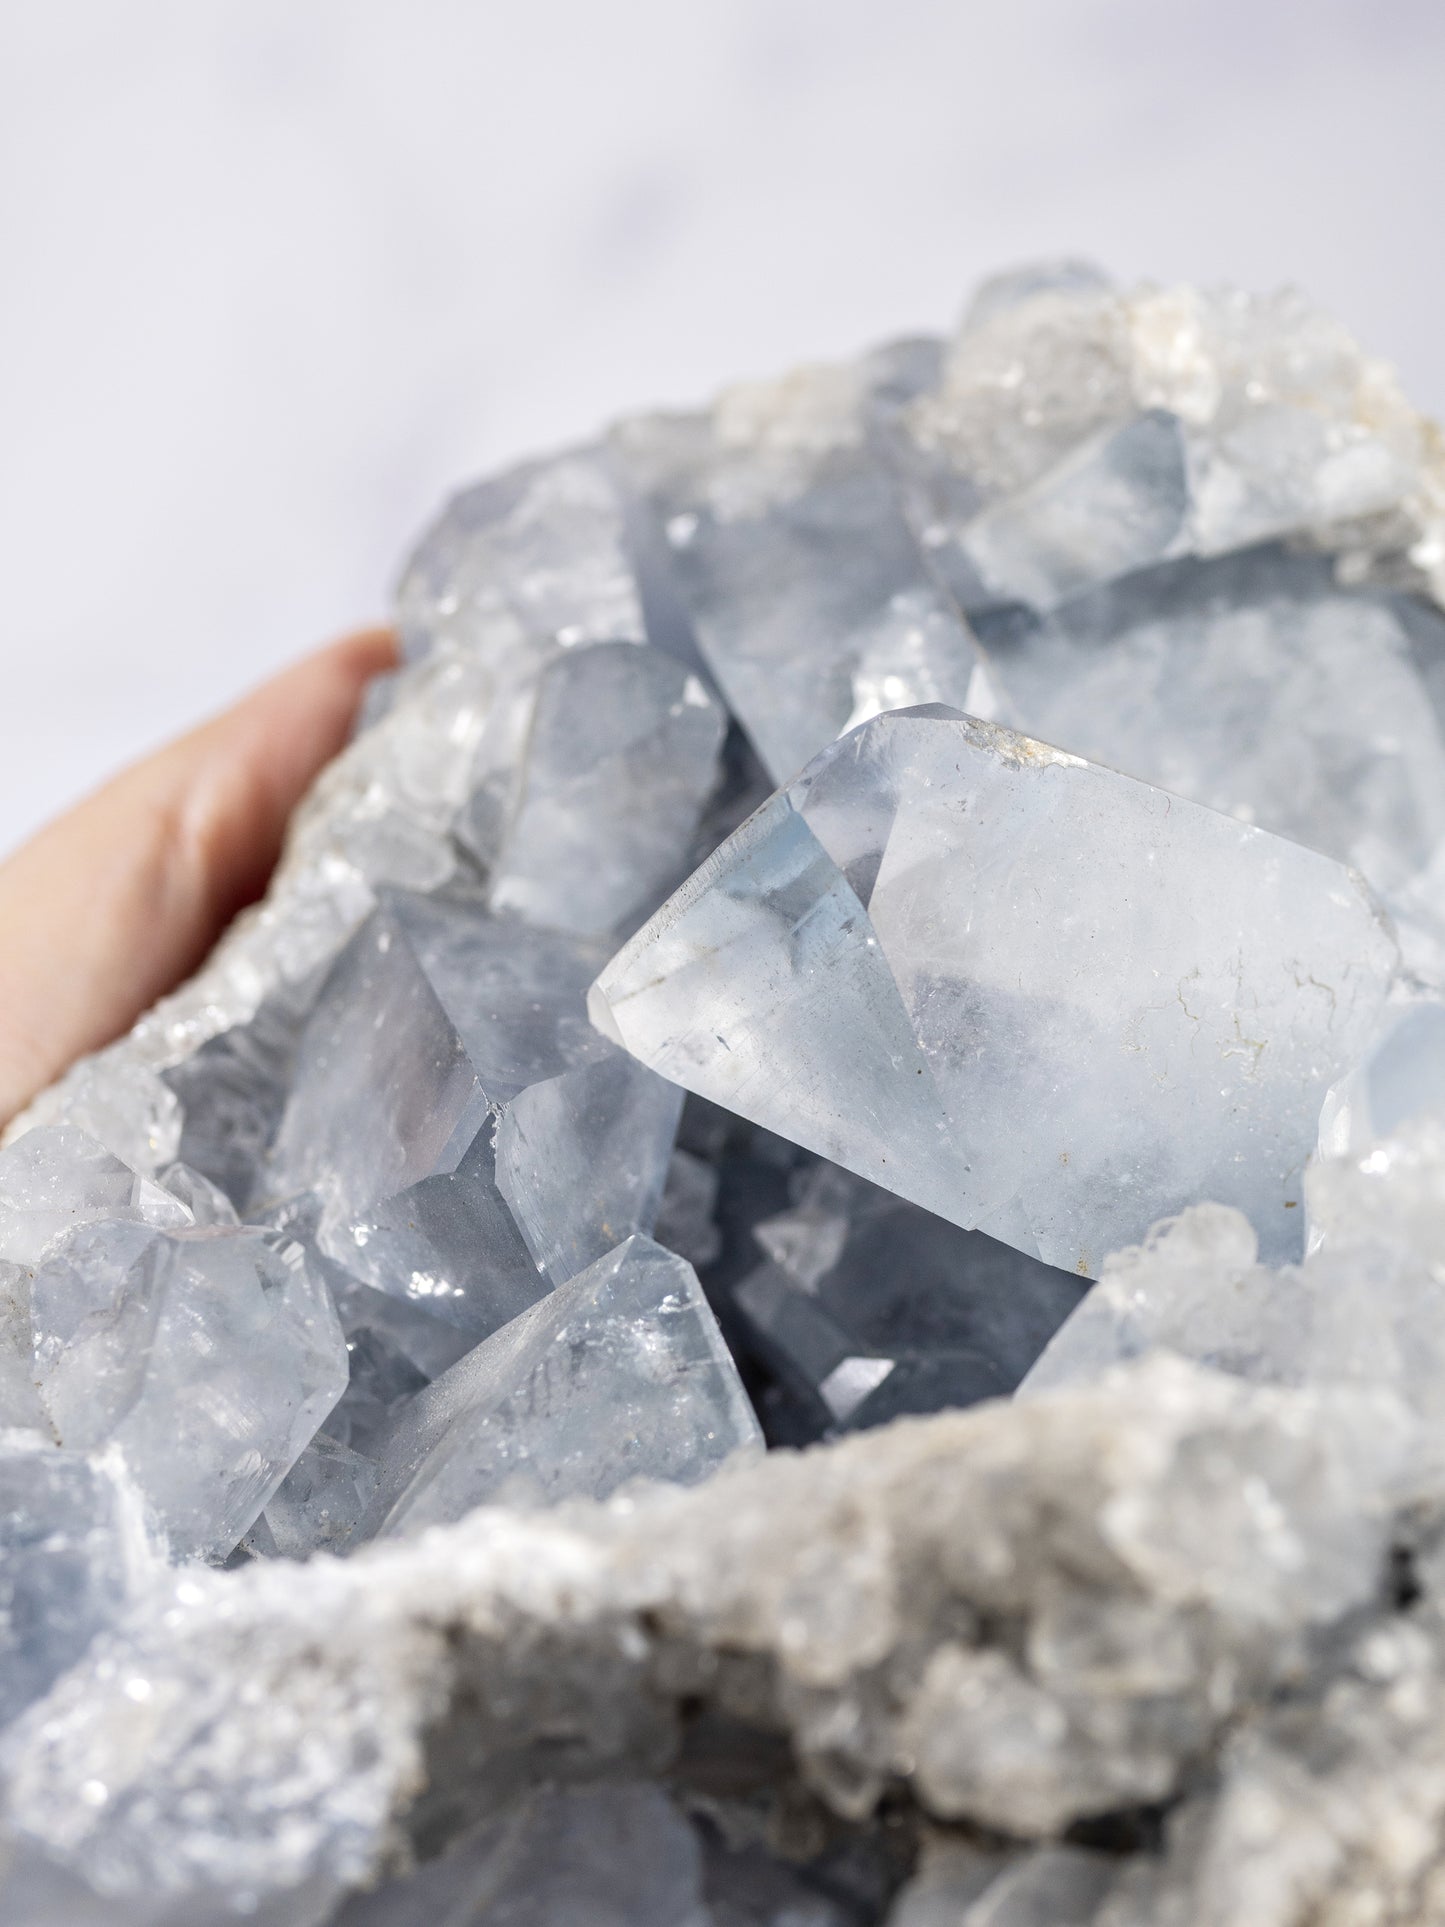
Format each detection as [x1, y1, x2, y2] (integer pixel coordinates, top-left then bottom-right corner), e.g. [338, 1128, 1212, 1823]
[0, 1441, 144, 1729]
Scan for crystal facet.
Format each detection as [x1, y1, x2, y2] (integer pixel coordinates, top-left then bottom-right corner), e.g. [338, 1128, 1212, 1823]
[363, 1234, 762, 1536]
[0, 1436, 153, 1731]
[731, 1160, 1087, 1432]
[593, 706, 1397, 1271]
[29, 1220, 348, 1559]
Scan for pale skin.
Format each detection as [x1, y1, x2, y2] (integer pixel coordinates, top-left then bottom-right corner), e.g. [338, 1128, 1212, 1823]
[0, 629, 398, 1133]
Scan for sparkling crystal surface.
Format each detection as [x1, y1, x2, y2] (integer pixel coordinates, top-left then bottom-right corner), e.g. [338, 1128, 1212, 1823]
[0, 1124, 189, 1264]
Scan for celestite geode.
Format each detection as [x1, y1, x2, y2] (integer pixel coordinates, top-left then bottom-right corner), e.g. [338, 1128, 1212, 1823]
[5, 263, 1445, 1924]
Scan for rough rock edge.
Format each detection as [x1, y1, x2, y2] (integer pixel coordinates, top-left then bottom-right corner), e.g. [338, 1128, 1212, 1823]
[3, 1354, 1442, 1925]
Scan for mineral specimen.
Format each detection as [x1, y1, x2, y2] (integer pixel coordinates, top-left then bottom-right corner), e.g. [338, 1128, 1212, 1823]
[729, 1159, 1087, 1431]
[611, 346, 997, 786]
[265, 894, 683, 1342]
[5, 262, 1445, 1923]
[0, 1436, 154, 1732]
[1018, 1152, 1445, 1428]
[359, 1234, 761, 1537]
[29, 1214, 348, 1561]
[0, 1358, 1422, 1924]
[592, 706, 1397, 1272]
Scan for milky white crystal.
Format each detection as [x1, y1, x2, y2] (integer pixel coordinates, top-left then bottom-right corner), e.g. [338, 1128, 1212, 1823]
[1019, 1193, 1445, 1438]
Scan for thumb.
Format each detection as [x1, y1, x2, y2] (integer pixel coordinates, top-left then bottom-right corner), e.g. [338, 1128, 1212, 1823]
[0, 628, 397, 1130]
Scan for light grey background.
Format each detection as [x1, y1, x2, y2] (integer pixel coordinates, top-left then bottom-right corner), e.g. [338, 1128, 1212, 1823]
[2, 1, 1442, 854]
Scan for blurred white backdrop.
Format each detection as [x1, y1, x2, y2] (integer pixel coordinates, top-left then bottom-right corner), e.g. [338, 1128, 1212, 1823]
[2, 0, 1443, 853]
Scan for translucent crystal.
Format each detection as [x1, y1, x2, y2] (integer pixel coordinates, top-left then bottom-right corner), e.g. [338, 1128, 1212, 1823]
[0, 1125, 188, 1266]
[1319, 992, 1445, 1156]
[392, 449, 731, 947]
[385, 895, 686, 1285]
[482, 641, 726, 939]
[155, 1160, 241, 1227]
[160, 987, 312, 1210]
[593, 707, 1398, 1272]
[330, 1129, 544, 1341]
[1021, 1091, 1445, 1446]
[29, 1222, 348, 1559]
[12, 1057, 185, 1175]
[313, 1268, 489, 1467]
[365, 1235, 761, 1536]
[320, 1246, 494, 1393]
[613, 354, 994, 785]
[909, 275, 1136, 499]
[1307, 1114, 1445, 1261]
[0, 1435, 153, 1731]
[1163, 285, 1420, 556]
[264, 1434, 377, 1560]
[949, 408, 1189, 613]
[267, 897, 681, 1340]
[395, 447, 646, 665]
[910, 275, 1429, 585]
[653, 1148, 722, 1272]
[494, 1051, 683, 1285]
[382, 887, 610, 1092]
[972, 548, 1445, 907]
[266, 911, 490, 1231]
[318, 1327, 426, 1458]
[732, 1162, 1087, 1432]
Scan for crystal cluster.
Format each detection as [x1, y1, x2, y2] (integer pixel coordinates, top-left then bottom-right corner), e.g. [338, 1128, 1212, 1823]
[5, 263, 1445, 1923]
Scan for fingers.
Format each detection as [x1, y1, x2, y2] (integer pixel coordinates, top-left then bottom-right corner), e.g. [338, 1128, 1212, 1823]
[0, 628, 398, 1131]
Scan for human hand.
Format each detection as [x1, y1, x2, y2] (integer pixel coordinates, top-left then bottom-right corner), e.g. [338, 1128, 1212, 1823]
[0, 629, 397, 1132]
